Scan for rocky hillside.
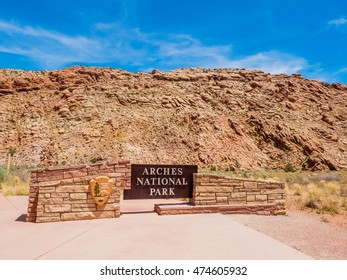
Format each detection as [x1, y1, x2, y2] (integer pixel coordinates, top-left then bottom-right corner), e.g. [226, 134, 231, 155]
[0, 67, 346, 170]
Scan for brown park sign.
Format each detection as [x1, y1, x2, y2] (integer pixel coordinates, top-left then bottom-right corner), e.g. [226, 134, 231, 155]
[123, 164, 198, 200]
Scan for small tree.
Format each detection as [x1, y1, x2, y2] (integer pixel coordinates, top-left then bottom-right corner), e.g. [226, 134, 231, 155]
[7, 147, 16, 173]
[284, 162, 296, 172]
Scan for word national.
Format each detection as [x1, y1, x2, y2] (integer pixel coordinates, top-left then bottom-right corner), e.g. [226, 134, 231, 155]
[136, 177, 188, 186]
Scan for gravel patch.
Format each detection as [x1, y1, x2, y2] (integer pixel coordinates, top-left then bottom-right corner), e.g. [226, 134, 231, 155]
[226, 210, 347, 260]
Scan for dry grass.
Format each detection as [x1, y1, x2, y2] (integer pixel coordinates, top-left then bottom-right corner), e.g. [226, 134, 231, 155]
[0, 166, 30, 196]
[207, 169, 347, 217]
[1, 175, 29, 196]
[280, 171, 347, 216]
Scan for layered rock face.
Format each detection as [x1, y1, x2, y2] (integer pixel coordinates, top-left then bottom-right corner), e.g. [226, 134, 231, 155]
[0, 67, 346, 170]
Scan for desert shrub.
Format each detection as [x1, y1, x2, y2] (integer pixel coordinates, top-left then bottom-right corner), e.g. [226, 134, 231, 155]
[342, 198, 347, 209]
[1, 175, 29, 196]
[239, 170, 250, 178]
[210, 165, 217, 171]
[225, 165, 235, 172]
[341, 183, 347, 197]
[321, 198, 340, 215]
[0, 166, 7, 183]
[293, 183, 302, 196]
[326, 182, 340, 195]
[284, 163, 296, 172]
[297, 182, 341, 215]
[90, 156, 103, 164]
[0, 166, 30, 196]
[301, 183, 322, 209]
[304, 199, 320, 210]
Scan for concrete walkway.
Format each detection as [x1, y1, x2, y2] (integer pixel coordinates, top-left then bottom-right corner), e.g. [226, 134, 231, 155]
[0, 195, 312, 260]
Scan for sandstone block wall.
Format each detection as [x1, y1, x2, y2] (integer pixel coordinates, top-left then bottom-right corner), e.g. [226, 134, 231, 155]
[26, 161, 131, 223]
[191, 174, 286, 215]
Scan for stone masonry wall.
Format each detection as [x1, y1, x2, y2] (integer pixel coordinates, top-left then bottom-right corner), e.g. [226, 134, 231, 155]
[191, 174, 286, 215]
[26, 161, 131, 223]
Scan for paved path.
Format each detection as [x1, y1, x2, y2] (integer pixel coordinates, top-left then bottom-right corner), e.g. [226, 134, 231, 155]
[0, 195, 312, 260]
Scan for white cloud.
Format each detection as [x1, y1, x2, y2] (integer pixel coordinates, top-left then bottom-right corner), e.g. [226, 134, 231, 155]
[225, 51, 308, 74]
[0, 20, 105, 68]
[0, 21, 98, 51]
[328, 17, 347, 26]
[0, 19, 308, 75]
[145, 33, 233, 69]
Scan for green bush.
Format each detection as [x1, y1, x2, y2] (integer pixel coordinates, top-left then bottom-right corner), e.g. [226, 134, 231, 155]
[284, 163, 296, 172]
[210, 165, 217, 171]
[0, 166, 8, 183]
[90, 156, 103, 164]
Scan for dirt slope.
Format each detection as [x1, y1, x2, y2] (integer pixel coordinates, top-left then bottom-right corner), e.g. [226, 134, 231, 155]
[0, 67, 346, 170]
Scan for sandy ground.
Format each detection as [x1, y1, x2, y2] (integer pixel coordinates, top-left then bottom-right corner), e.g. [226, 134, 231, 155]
[228, 209, 347, 260]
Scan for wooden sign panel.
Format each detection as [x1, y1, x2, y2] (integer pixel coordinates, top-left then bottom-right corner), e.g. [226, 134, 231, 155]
[124, 164, 198, 200]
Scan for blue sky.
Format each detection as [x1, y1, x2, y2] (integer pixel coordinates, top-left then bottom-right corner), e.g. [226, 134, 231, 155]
[0, 0, 346, 83]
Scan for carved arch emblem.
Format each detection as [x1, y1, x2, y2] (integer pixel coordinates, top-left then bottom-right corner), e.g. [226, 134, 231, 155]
[89, 176, 113, 206]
